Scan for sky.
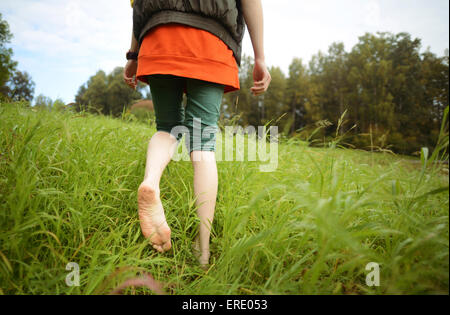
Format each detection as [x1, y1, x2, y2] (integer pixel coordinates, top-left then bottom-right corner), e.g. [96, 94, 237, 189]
[1, 0, 449, 104]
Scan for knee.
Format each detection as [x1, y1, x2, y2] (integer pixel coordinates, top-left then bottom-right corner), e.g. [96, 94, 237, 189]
[155, 121, 186, 142]
[184, 122, 218, 153]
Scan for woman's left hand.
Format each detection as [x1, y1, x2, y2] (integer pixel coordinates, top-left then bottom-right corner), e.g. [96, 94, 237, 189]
[251, 59, 271, 96]
[124, 60, 138, 89]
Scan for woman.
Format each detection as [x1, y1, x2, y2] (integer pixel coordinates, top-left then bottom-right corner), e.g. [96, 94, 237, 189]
[124, 0, 271, 268]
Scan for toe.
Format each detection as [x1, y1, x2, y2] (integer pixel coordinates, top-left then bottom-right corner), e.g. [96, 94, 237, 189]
[150, 234, 163, 245]
[162, 240, 172, 252]
[153, 244, 164, 253]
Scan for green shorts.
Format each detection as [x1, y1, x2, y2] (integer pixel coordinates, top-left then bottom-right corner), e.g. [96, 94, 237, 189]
[147, 74, 224, 153]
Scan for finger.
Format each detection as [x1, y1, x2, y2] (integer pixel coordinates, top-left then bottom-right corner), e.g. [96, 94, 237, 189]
[260, 75, 271, 89]
[251, 85, 268, 93]
[252, 80, 267, 88]
[124, 77, 136, 89]
[125, 81, 134, 89]
[253, 81, 265, 88]
[251, 85, 269, 96]
[254, 75, 268, 84]
[252, 81, 267, 90]
[256, 74, 271, 86]
[252, 91, 264, 96]
[124, 78, 134, 86]
[123, 72, 132, 80]
[251, 88, 264, 95]
[253, 79, 265, 87]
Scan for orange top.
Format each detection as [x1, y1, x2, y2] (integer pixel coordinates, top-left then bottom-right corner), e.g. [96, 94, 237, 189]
[136, 24, 240, 93]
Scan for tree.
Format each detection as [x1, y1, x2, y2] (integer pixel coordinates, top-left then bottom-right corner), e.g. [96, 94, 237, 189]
[262, 66, 287, 126]
[222, 54, 260, 126]
[420, 50, 449, 145]
[52, 98, 66, 112]
[320, 43, 349, 130]
[222, 33, 447, 155]
[0, 13, 18, 96]
[75, 67, 144, 116]
[347, 33, 396, 136]
[77, 70, 108, 114]
[286, 58, 310, 133]
[34, 94, 53, 110]
[5, 70, 35, 101]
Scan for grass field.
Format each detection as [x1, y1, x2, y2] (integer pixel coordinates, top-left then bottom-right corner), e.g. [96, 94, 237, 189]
[0, 101, 448, 295]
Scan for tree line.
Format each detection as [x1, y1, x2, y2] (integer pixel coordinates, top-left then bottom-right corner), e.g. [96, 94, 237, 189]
[225, 32, 448, 155]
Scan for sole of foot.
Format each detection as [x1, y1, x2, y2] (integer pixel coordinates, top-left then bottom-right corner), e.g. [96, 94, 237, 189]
[192, 235, 210, 270]
[138, 183, 172, 253]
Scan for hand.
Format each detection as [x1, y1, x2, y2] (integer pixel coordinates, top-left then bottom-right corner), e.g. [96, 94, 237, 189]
[124, 60, 138, 90]
[251, 59, 271, 96]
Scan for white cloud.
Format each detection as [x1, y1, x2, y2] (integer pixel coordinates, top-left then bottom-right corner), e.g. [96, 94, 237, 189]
[1, 0, 132, 103]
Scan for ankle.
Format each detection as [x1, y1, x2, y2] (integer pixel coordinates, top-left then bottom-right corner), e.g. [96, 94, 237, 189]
[199, 252, 210, 264]
[141, 176, 159, 187]
[199, 245, 210, 255]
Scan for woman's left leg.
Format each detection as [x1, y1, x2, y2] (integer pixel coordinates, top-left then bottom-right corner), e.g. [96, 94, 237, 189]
[191, 151, 218, 267]
[184, 78, 224, 267]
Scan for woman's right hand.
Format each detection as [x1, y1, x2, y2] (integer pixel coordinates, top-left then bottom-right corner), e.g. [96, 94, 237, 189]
[124, 60, 138, 90]
[251, 59, 271, 96]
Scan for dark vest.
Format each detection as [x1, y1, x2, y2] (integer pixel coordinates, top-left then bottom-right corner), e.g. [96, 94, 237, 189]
[133, 0, 245, 66]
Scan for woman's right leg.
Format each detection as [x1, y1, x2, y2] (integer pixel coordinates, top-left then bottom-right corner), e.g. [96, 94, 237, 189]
[138, 75, 185, 253]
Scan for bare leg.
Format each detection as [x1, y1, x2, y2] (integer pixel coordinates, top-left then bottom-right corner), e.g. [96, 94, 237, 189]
[138, 131, 178, 253]
[190, 151, 218, 267]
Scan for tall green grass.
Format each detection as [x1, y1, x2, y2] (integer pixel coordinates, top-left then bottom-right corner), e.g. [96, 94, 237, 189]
[0, 102, 448, 294]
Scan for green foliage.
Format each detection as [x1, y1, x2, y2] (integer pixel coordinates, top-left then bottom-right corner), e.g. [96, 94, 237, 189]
[33, 94, 72, 113]
[3, 70, 35, 102]
[224, 32, 449, 155]
[262, 66, 286, 126]
[52, 98, 67, 112]
[34, 94, 53, 110]
[75, 67, 145, 117]
[223, 55, 259, 126]
[0, 101, 448, 294]
[129, 107, 155, 126]
[1, 14, 35, 103]
[285, 58, 309, 134]
[0, 13, 18, 94]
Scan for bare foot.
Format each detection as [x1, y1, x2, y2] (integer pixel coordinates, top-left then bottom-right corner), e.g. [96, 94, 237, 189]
[192, 235, 210, 269]
[138, 183, 171, 253]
